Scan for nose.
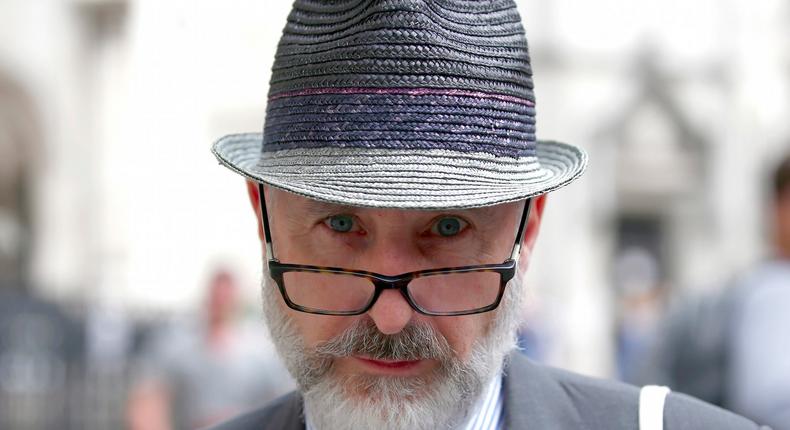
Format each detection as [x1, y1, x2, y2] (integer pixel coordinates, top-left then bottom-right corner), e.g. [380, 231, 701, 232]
[358, 213, 424, 334]
[366, 288, 414, 335]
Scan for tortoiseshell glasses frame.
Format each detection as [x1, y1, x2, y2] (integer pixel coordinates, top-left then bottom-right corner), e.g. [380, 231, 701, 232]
[258, 184, 531, 316]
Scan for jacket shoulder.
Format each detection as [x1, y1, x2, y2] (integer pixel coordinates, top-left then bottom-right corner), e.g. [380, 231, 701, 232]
[544, 366, 766, 429]
[543, 365, 641, 428]
[504, 354, 640, 429]
[664, 392, 768, 429]
[505, 354, 767, 429]
[206, 391, 303, 430]
[543, 365, 767, 429]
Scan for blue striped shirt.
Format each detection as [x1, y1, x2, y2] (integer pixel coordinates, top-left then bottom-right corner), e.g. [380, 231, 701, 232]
[305, 375, 503, 430]
[463, 374, 504, 430]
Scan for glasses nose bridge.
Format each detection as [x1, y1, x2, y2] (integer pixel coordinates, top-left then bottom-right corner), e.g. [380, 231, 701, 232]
[369, 275, 414, 314]
[371, 275, 411, 291]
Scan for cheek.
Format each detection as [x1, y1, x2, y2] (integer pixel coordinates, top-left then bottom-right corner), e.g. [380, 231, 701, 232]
[288, 309, 358, 347]
[431, 313, 492, 359]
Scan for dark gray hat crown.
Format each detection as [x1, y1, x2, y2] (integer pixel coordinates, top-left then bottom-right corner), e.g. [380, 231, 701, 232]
[270, 0, 534, 100]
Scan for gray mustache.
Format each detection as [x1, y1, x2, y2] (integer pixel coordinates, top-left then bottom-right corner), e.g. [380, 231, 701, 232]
[315, 319, 453, 361]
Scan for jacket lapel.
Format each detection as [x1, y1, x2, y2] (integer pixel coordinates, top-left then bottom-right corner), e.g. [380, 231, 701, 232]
[503, 353, 582, 429]
[266, 392, 305, 430]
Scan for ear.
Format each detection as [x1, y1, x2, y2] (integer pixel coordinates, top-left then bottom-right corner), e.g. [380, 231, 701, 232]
[246, 180, 265, 243]
[518, 194, 548, 265]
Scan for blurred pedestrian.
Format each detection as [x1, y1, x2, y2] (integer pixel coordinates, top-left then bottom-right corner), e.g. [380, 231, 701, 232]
[727, 153, 790, 428]
[0, 280, 83, 430]
[639, 151, 790, 429]
[614, 247, 666, 384]
[126, 269, 293, 430]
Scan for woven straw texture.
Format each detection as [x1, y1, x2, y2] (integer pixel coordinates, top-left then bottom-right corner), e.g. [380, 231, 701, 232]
[214, 133, 586, 209]
[270, 0, 533, 98]
[212, 0, 587, 209]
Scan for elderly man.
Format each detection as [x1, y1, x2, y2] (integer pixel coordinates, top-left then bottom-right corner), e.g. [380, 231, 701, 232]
[210, 1, 766, 429]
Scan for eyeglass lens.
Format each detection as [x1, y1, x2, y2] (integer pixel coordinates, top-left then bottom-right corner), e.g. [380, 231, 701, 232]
[282, 270, 501, 314]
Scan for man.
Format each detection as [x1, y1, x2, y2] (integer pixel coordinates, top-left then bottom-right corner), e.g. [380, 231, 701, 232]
[636, 153, 790, 430]
[727, 153, 790, 429]
[210, 1, 767, 428]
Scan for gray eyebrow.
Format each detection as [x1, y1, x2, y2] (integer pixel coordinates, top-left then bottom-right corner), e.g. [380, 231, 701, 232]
[299, 199, 502, 222]
[468, 205, 499, 220]
[300, 200, 358, 218]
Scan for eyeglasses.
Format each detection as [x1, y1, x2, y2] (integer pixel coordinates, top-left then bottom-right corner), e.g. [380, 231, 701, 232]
[258, 184, 531, 316]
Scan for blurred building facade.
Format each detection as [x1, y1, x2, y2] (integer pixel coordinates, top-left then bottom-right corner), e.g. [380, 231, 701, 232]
[0, 0, 788, 385]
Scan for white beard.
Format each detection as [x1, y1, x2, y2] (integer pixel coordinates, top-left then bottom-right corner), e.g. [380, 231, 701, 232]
[259, 269, 525, 430]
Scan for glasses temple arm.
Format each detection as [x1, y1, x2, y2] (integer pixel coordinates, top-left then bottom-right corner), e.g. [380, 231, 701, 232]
[258, 183, 277, 263]
[510, 198, 532, 262]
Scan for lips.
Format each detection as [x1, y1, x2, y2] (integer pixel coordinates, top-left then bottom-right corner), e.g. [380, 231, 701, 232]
[359, 357, 418, 368]
[353, 356, 425, 374]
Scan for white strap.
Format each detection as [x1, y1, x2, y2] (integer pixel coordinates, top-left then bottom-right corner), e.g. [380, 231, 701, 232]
[639, 385, 671, 430]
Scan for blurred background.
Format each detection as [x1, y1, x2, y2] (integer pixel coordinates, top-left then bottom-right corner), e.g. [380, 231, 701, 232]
[0, 0, 788, 428]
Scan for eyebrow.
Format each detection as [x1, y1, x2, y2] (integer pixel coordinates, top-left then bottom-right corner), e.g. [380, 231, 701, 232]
[300, 200, 358, 218]
[299, 199, 503, 221]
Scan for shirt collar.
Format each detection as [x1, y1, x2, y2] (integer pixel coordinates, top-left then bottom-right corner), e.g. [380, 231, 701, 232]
[462, 373, 504, 430]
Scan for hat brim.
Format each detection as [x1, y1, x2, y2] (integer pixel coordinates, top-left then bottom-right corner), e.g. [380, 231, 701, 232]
[212, 133, 587, 210]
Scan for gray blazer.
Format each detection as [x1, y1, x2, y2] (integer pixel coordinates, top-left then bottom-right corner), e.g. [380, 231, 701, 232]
[209, 353, 767, 429]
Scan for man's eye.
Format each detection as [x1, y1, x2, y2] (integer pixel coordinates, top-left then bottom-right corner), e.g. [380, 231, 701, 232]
[431, 217, 467, 237]
[325, 215, 356, 233]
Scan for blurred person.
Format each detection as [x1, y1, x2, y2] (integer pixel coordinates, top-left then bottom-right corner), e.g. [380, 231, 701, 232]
[727, 153, 790, 428]
[614, 247, 666, 384]
[637, 275, 738, 408]
[127, 269, 293, 430]
[640, 152, 790, 429]
[207, 1, 766, 429]
[0, 279, 83, 429]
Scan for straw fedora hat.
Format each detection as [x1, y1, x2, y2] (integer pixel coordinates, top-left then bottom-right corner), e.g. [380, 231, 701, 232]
[212, 0, 587, 209]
